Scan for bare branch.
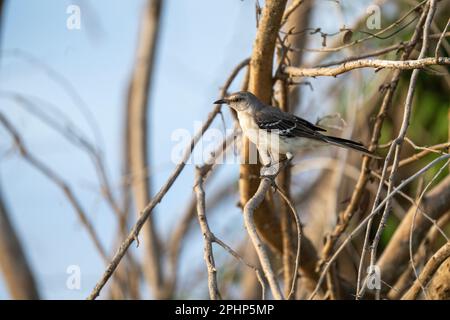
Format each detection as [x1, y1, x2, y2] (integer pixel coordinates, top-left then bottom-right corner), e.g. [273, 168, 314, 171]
[281, 0, 304, 27]
[401, 241, 450, 300]
[377, 174, 450, 290]
[193, 167, 221, 299]
[435, 18, 450, 59]
[319, 1, 431, 280]
[358, 0, 438, 299]
[283, 57, 449, 78]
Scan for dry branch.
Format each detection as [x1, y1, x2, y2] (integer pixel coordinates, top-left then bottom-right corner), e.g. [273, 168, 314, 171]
[358, 0, 438, 299]
[319, 1, 432, 278]
[377, 175, 450, 290]
[310, 153, 450, 299]
[194, 168, 221, 299]
[283, 57, 449, 78]
[0, 113, 108, 262]
[243, 177, 284, 300]
[401, 242, 450, 300]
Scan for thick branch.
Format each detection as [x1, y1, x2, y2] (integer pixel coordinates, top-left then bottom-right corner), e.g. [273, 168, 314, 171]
[426, 255, 450, 300]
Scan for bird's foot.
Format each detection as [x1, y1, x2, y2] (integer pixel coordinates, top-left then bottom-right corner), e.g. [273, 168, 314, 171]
[260, 164, 281, 179]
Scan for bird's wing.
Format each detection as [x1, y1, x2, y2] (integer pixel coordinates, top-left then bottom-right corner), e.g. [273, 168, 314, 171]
[255, 107, 325, 140]
[292, 115, 326, 132]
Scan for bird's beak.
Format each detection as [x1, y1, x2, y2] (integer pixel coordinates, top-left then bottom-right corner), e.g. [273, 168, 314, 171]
[213, 98, 228, 105]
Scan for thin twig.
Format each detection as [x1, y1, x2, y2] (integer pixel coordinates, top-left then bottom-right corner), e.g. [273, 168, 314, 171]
[407, 159, 450, 299]
[275, 185, 302, 300]
[194, 167, 221, 300]
[280, 0, 304, 27]
[435, 18, 450, 59]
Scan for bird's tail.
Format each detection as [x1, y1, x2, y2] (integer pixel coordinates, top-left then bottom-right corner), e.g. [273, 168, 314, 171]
[322, 135, 380, 159]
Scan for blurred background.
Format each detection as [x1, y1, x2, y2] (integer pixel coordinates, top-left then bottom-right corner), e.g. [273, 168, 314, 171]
[0, 0, 448, 299]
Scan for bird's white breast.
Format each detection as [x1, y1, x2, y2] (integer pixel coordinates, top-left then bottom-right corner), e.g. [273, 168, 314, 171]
[237, 111, 289, 154]
[237, 112, 260, 144]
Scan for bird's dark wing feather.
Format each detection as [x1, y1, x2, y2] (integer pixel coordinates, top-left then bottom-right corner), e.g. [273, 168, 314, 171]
[255, 108, 326, 139]
[293, 115, 326, 132]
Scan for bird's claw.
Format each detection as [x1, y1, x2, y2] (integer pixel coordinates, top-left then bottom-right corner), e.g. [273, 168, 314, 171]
[260, 165, 279, 179]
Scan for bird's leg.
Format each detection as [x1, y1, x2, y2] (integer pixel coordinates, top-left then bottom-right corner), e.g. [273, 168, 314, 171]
[259, 152, 288, 178]
[258, 149, 272, 167]
[260, 152, 294, 179]
[271, 152, 294, 170]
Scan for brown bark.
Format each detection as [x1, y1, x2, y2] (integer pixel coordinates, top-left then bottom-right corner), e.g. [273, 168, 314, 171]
[125, 0, 165, 298]
[240, 0, 288, 257]
[427, 256, 450, 300]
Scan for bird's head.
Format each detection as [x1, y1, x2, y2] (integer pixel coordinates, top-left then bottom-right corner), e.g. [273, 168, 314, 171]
[214, 91, 262, 112]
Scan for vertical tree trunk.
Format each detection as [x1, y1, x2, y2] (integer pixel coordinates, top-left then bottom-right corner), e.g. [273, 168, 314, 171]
[240, 0, 288, 255]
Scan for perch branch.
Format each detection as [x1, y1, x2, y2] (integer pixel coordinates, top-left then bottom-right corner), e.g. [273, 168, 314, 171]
[243, 177, 284, 300]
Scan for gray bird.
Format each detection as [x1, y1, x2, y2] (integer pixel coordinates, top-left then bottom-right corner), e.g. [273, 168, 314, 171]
[214, 91, 376, 173]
